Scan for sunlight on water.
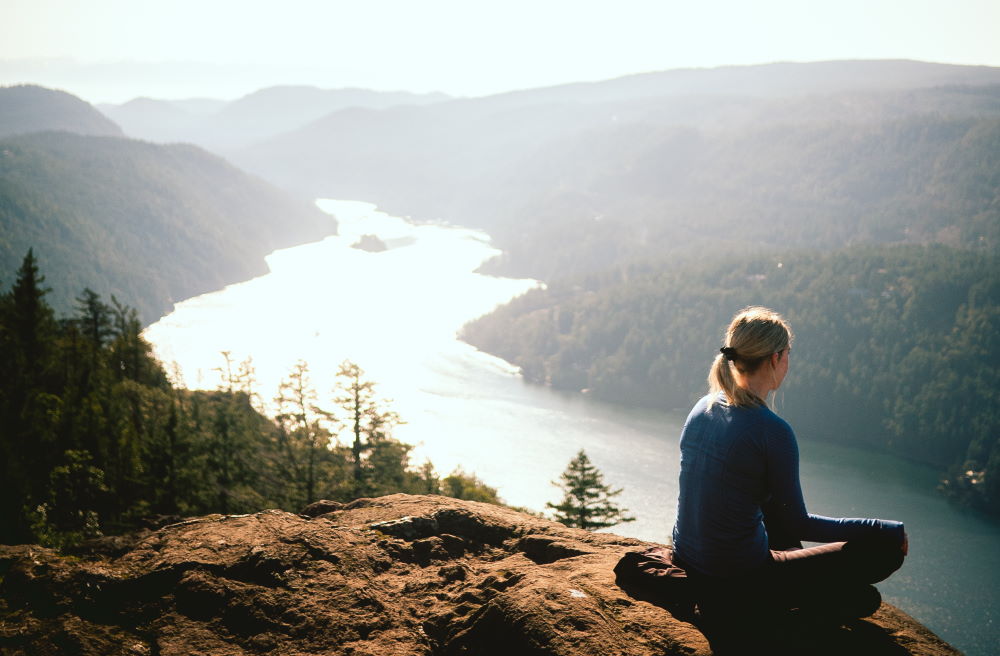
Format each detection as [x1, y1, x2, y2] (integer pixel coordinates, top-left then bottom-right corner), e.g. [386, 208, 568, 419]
[146, 200, 531, 393]
[143, 199, 680, 540]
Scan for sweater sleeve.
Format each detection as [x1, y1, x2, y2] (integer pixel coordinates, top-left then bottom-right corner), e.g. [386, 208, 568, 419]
[765, 420, 905, 545]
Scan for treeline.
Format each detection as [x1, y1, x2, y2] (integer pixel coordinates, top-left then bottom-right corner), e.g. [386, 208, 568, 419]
[0, 252, 498, 548]
[461, 245, 1000, 515]
[475, 113, 1000, 283]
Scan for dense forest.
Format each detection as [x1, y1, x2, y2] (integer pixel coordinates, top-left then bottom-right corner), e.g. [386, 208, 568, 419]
[0, 253, 501, 547]
[473, 111, 1000, 281]
[462, 245, 1000, 515]
[0, 130, 332, 322]
[0, 84, 334, 323]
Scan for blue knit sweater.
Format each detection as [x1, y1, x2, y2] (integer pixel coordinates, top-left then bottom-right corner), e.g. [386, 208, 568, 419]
[671, 393, 905, 578]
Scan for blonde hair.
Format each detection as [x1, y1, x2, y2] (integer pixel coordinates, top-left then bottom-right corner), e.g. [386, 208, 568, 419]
[708, 306, 793, 408]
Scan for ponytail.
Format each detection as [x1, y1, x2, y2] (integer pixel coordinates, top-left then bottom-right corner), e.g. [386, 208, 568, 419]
[708, 353, 761, 408]
[707, 306, 792, 408]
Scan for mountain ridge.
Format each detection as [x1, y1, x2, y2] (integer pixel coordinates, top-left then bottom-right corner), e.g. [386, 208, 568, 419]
[0, 130, 332, 322]
[0, 84, 123, 139]
[99, 84, 452, 151]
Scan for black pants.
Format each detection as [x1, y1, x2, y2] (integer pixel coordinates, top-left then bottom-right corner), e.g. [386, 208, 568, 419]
[756, 498, 905, 619]
[767, 536, 902, 615]
[686, 526, 904, 637]
[685, 537, 904, 654]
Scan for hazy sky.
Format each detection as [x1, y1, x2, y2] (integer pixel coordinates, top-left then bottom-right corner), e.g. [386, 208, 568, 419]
[2, 0, 999, 103]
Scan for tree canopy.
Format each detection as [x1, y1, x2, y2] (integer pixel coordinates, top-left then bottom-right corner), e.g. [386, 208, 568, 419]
[0, 131, 331, 322]
[465, 245, 1000, 516]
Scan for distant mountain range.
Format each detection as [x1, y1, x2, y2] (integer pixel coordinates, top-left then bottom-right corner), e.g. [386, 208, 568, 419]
[98, 85, 451, 151]
[0, 84, 333, 322]
[469, 59, 1000, 108]
[224, 60, 1000, 278]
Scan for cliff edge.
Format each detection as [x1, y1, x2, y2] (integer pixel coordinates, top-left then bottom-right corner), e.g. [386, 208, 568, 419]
[0, 494, 957, 655]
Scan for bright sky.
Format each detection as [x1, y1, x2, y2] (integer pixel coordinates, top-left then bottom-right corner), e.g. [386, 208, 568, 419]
[2, 0, 999, 103]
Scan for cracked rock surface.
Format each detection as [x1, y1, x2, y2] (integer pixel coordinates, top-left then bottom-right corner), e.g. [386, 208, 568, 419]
[0, 494, 958, 655]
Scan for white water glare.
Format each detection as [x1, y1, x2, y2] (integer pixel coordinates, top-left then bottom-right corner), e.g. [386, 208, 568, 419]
[144, 200, 679, 539]
[145, 198, 537, 412]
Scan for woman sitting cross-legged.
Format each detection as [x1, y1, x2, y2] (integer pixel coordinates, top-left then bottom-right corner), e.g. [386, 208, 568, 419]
[670, 306, 907, 648]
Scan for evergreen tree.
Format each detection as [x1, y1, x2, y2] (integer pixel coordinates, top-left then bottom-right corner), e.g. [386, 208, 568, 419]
[274, 360, 333, 507]
[441, 467, 501, 504]
[7, 249, 54, 378]
[200, 352, 269, 514]
[0, 249, 59, 542]
[547, 449, 635, 530]
[28, 449, 108, 549]
[75, 288, 113, 355]
[332, 360, 401, 498]
[415, 460, 441, 495]
[63, 288, 114, 477]
[108, 296, 165, 387]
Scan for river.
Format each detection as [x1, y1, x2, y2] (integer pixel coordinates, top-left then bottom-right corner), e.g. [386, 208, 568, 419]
[144, 199, 998, 655]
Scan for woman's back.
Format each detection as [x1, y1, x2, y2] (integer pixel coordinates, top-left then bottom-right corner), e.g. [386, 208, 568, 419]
[669, 306, 905, 642]
[672, 393, 797, 577]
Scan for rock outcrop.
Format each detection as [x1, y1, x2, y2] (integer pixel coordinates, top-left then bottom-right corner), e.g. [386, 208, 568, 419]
[0, 494, 957, 655]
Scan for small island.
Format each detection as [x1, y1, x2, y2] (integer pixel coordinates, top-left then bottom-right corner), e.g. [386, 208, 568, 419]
[351, 234, 388, 252]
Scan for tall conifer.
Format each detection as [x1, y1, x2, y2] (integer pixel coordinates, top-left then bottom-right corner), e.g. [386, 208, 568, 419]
[547, 449, 635, 530]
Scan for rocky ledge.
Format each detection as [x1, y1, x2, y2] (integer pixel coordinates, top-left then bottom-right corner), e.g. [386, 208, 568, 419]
[0, 494, 957, 655]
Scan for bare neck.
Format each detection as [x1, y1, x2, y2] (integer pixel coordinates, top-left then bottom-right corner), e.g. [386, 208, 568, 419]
[738, 368, 774, 401]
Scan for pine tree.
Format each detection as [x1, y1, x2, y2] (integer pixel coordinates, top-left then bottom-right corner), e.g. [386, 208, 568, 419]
[441, 467, 501, 504]
[0, 249, 59, 542]
[109, 296, 165, 386]
[8, 249, 54, 379]
[547, 449, 635, 530]
[274, 360, 332, 507]
[333, 360, 401, 498]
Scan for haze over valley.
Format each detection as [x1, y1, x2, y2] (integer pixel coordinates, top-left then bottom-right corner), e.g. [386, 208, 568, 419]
[52, 61, 999, 528]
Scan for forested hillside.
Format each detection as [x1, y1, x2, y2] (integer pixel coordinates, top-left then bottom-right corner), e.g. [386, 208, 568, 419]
[0, 130, 332, 321]
[476, 110, 1000, 280]
[463, 246, 1000, 514]
[0, 84, 123, 138]
[0, 255, 500, 546]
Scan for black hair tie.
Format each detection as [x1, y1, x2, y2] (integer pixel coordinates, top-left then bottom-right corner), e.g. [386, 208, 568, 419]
[719, 346, 737, 361]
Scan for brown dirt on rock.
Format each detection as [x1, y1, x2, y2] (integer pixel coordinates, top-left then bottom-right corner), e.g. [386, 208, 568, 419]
[0, 494, 959, 655]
